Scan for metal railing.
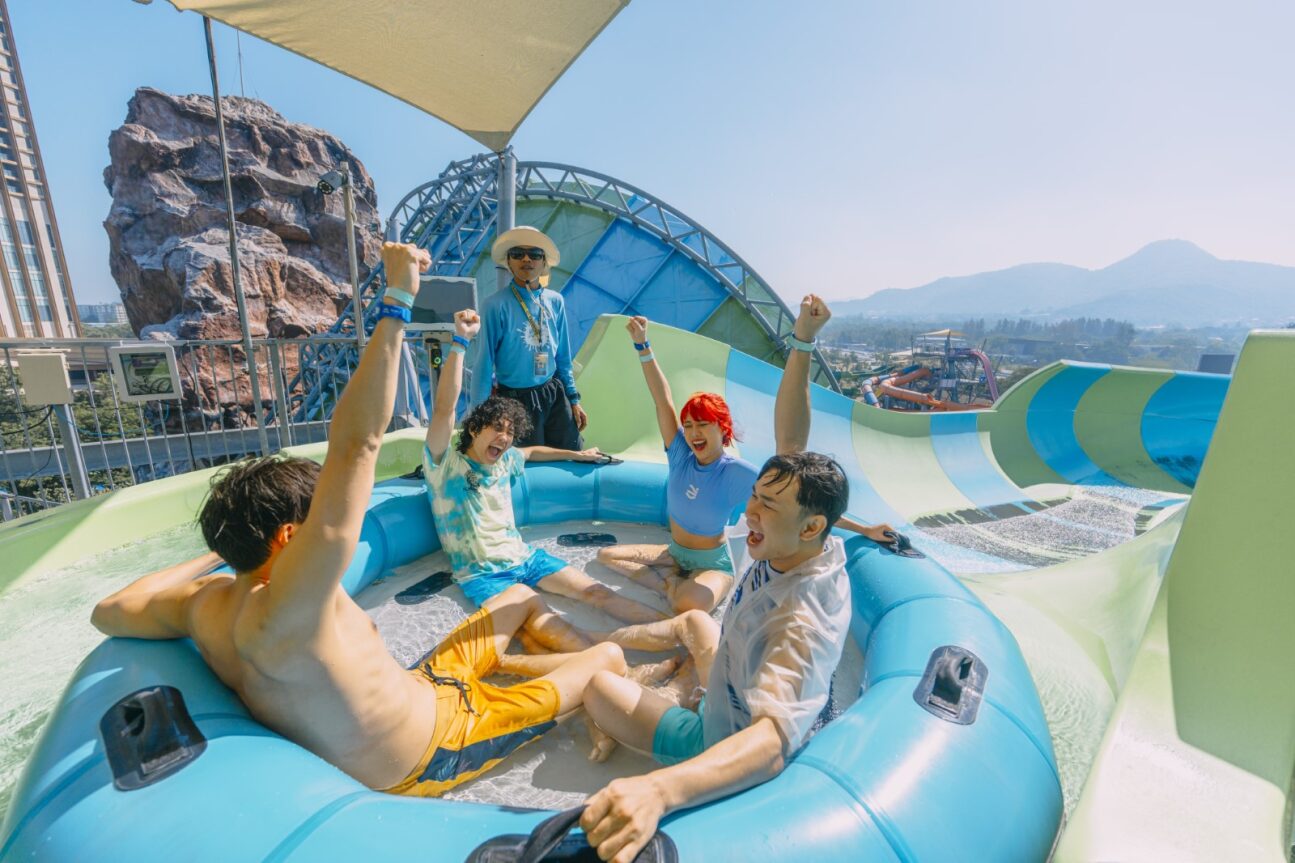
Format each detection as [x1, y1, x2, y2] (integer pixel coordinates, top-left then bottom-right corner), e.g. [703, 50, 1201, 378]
[0, 335, 365, 520]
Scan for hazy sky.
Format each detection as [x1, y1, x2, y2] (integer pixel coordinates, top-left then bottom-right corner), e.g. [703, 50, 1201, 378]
[11, 0, 1295, 304]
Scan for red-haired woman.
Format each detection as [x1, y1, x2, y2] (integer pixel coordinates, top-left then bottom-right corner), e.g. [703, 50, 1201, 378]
[597, 316, 761, 613]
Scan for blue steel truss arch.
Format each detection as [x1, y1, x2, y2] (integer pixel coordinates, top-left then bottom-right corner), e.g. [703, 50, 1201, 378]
[286, 153, 838, 421]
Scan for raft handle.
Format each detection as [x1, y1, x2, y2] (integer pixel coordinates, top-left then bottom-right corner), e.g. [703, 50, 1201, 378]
[914, 646, 988, 725]
[877, 530, 926, 559]
[464, 805, 678, 862]
[99, 685, 207, 791]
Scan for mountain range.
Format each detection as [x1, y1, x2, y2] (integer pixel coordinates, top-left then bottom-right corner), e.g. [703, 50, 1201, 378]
[833, 240, 1295, 327]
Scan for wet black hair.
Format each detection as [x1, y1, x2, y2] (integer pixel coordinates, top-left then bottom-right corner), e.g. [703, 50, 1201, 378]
[457, 396, 533, 455]
[757, 451, 849, 540]
[198, 455, 321, 573]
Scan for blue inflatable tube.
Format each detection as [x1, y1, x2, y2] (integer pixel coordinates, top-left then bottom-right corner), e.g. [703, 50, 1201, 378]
[0, 461, 1061, 862]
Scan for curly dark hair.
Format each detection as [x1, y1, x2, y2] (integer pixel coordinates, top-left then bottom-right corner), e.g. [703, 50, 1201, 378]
[457, 396, 533, 455]
[757, 451, 849, 540]
[197, 455, 320, 573]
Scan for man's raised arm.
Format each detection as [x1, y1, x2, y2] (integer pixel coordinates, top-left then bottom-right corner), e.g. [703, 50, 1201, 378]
[425, 309, 481, 462]
[775, 294, 831, 455]
[266, 242, 429, 622]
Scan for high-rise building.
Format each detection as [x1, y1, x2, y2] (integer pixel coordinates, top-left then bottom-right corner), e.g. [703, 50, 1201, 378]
[77, 301, 129, 326]
[0, 0, 78, 339]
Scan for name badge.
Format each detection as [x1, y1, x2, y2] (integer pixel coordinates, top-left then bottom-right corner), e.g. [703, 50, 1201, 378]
[533, 351, 549, 376]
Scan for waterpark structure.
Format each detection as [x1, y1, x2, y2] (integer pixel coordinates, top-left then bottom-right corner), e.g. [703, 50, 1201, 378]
[857, 329, 1001, 412]
[2, 1, 1294, 859]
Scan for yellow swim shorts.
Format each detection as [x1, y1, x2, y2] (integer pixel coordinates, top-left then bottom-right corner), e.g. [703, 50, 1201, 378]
[382, 607, 560, 798]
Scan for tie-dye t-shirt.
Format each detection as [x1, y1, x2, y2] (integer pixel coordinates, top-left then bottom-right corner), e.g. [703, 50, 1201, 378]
[423, 442, 532, 582]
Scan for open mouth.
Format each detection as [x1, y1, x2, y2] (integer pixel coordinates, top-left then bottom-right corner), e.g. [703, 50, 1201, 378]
[486, 445, 503, 460]
[690, 440, 707, 452]
[746, 529, 765, 547]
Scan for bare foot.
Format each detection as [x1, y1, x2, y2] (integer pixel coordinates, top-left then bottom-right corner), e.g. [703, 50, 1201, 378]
[626, 655, 682, 687]
[588, 718, 618, 763]
[651, 658, 699, 707]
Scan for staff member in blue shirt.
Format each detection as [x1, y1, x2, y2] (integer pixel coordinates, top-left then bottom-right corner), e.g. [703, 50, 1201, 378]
[471, 226, 588, 448]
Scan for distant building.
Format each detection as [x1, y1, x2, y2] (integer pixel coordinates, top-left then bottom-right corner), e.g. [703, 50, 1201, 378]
[77, 302, 129, 326]
[0, 0, 79, 338]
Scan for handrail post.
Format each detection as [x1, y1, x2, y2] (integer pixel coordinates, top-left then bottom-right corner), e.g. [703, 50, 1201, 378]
[50, 404, 91, 500]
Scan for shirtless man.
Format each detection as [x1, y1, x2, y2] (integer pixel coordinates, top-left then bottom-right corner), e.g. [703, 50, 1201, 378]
[90, 243, 624, 796]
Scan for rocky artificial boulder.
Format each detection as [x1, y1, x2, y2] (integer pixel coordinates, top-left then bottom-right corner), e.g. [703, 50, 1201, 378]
[103, 87, 383, 411]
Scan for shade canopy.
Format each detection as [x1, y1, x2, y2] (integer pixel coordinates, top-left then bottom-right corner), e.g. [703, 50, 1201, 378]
[160, 0, 629, 150]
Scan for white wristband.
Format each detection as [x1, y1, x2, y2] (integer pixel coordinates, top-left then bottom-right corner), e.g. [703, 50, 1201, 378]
[787, 334, 816, 352]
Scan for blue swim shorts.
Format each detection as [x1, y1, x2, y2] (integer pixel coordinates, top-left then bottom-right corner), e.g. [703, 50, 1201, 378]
[651, 699, 706, 766]
[667, 540, 733, 574]
[459, 548, 568, 608]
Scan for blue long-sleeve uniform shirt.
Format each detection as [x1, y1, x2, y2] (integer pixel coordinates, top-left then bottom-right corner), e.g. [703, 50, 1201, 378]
[471, 281, 581, 407]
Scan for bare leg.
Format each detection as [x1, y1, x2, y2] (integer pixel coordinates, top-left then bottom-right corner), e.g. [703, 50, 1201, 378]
[499, 650, 682, 686]
[480, 584, 591, 656]
[497, 651, 573, 678]
[516, 630, 551, 655]
[537, 566, 667, 624]
[537, 642, 628, 716]
[670, 568, 733, 614]
[593, 609, 720, 683]
[584, 670, 680, 761]
[596, 544, 679, 598]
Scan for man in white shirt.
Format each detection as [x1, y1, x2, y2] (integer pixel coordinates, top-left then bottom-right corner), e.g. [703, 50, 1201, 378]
[578, 295, 854, 863]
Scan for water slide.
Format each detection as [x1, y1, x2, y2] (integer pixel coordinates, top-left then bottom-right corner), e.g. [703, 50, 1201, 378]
[964, 347, 1000, 401]
[1, 319, 1290, 857]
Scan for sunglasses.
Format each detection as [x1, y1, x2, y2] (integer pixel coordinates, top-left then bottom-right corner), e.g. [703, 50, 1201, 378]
[508, 247, 546, 261]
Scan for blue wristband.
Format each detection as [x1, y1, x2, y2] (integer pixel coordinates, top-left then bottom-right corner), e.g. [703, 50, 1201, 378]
[633, 340, 650, 352]
[448, 343, 466, 356]
[376, 303, 411, 324]
[639, 351, 655, 364]
[452, 334, 470, 350]
[787, 334, 815, 352]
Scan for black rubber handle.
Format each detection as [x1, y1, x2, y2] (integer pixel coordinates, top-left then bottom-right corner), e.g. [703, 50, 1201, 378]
[517, 806, 586, 863]
[878, 529, 925, 559]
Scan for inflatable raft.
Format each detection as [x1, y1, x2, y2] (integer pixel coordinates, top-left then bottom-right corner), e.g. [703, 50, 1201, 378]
[0, 457, 1061, 861]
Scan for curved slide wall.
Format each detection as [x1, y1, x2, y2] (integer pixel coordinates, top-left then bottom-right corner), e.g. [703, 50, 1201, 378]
[574, 316, 1229, 528]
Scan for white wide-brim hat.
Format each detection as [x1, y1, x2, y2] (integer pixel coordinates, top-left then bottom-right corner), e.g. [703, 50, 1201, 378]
[491, 226, 561, 268]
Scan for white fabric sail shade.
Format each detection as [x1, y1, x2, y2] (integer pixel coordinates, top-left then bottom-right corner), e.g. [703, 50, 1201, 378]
[158, 0, 629, 150]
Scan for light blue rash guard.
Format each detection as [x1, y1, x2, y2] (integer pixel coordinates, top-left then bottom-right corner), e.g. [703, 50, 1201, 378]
[665, 429, 760, 536]
[470, 282, 580, 408]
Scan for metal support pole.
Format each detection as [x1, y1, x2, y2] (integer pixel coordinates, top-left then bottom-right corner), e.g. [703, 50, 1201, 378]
[268, 342, 294, 449]
[495, 147, 516, 293]
[345, 181, 364, 349]
[51, 404, 91, 500]
[204, 16, 271, 458]
[497, 147, 516, 232]
[390, 340, 421, 431]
